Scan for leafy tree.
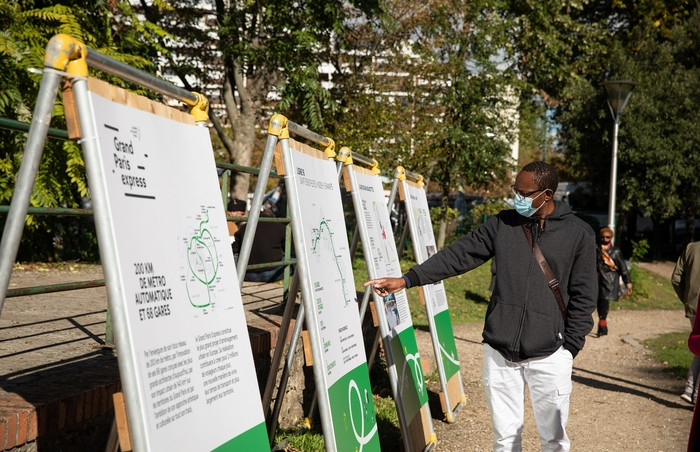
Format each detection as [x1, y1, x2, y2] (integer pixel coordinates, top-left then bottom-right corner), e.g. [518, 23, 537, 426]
[323, 1, 523, 248]
[501, 0, 610, 107]
[558, 6, 700, 255]
[329, 0, 612, 247]
[140, 0, 380, 201]
[405, 0, 520, 247]
[323, 1, 436, 164]
[0, 1, 166, 260]
[619, 12, 700, 235]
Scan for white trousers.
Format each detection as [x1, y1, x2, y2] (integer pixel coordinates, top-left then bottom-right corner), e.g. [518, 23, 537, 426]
[482, 344, 573, 452]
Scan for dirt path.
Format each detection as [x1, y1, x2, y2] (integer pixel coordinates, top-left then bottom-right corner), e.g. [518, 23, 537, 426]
[415, 260, 693, 451]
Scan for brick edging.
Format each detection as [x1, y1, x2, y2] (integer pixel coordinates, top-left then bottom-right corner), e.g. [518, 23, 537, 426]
[0, 382, 121, 450]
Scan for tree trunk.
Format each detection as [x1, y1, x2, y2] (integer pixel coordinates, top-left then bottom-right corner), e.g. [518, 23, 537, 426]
[229, 114, 256, 201]
[215, 57, 259, 203]
[436, 191, 449, 249]
[437, 217, 447, 250]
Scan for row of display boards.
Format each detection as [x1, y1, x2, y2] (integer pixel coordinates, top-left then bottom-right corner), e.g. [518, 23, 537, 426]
[0, 35, 466, 452]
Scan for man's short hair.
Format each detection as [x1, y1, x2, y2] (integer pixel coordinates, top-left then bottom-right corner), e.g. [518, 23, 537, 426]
[522, 161, 558, 192]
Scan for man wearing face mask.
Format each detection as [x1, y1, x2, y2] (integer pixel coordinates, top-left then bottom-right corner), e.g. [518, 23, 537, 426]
[365, 161, 597, 451]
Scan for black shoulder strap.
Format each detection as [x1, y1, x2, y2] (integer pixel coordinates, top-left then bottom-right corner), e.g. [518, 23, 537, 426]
[522, 224, 567, 320]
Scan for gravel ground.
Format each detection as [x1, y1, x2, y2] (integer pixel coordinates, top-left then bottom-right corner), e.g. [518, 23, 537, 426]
[413, 260, 693, 452]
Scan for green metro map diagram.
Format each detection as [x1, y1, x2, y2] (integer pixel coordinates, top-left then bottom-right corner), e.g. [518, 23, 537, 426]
[310, 218, 352, 308]
[183, 207, 220, 309]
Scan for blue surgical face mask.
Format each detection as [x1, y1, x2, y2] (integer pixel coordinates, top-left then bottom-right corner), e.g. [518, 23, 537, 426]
[513, 190, 546, 217]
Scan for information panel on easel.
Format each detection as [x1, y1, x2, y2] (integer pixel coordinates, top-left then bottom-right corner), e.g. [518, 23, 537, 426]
[344, 163, 435, 451]
[277, 138, 380, 452]
[83, 84, 268, 450]
[399, 178, 465, 422]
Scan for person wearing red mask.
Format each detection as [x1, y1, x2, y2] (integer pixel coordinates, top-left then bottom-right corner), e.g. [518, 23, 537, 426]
[596, 227, 632, 336]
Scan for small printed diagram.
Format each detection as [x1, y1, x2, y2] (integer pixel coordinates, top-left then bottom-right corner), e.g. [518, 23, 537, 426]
[310, 218, 353, 308]
[371, 201, 397, 267]
[415, 207, 429, 237]
[183, 207, 220, 309]
[383, 293, 400, 331]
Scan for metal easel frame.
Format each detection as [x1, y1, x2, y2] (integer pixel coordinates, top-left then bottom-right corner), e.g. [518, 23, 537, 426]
[396, 166, 466, 424]
[340, 149, 436, 451]
[0, 34, 213, 451]
[257, 115, 339, 446]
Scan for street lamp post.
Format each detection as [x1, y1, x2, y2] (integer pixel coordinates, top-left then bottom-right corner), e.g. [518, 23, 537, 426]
[602, 80, 636, 243]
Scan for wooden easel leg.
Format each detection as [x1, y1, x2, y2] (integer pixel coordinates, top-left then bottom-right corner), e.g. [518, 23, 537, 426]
[104, 392, 132, 452]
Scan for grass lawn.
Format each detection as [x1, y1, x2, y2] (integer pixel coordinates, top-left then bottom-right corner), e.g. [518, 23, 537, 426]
[354, 255, 681, 323]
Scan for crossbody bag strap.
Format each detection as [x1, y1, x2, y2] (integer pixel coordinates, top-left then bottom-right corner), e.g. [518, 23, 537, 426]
[522, 224, 567, 320]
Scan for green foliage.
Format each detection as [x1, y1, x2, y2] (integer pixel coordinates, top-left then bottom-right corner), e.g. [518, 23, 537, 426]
[271, 389, 402, 452]
[372, 394, 402, 447]
[431, 205, 459, 223]
[411, 1, 517, 194]
[501, 0, 610, 105]
[273, 428, 325, 452]
[142, 0, 381, 199]
[614, 264, 678, 310]
[618, 12, 700, 223]
[0, 1, 168, 261]
[558, 6, 700, 226]
[276, 65, 338, 132]
[327, 0, 520, 200]
[631, 239, 649, 262]
[644, 332, 693, 380]
[462, 199, 510, 233]
[518, 96, 550, 165]
[429, 205, 458, 242]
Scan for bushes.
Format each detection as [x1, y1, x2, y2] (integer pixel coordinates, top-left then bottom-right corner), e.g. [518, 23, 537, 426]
[459, 199, 510, 234]
[2, 215, 100, 262]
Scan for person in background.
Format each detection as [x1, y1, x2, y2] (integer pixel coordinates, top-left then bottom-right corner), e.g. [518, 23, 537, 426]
[595, 227, 632, 336]
[226, 198, 247, 238]
[263, 179, 287, 218]
[233, 205, 293, 282]
[365, 161, 597, 451]
[687, 294, 700, 451]
[673, 241, 700, 404]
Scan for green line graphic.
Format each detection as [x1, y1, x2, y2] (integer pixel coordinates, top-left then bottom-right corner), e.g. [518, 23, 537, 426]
[185, 208, 219, 308]
[310, 219, 351, 307]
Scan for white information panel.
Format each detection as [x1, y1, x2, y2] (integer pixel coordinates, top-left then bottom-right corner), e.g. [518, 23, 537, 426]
[281, 140, 380, 452]
[346, 165, 434, 451]
[401, 180, 463, 421]
[87, 91, 268, 451]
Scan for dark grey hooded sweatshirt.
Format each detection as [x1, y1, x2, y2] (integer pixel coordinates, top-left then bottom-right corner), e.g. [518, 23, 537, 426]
[404, 201, 597, 361]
